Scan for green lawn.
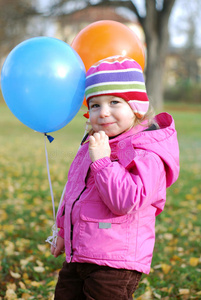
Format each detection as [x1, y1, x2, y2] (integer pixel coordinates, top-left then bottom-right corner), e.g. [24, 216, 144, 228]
[0, 102, 200, 299]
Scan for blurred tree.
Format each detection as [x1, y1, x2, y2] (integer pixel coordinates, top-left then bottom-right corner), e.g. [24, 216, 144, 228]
[173, 0, 201, 84]
[0, 0, 39, 57]
[49, 0, 176, 110]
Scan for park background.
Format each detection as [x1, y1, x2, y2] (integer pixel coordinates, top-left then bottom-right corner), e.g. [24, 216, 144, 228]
[0, 0, 201, 299]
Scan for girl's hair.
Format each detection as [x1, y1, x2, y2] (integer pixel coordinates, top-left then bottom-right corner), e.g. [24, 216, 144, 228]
[134, 104, 158, 128]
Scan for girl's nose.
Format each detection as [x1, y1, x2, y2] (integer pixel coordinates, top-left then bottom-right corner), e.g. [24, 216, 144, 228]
[99, 105, 110, 117]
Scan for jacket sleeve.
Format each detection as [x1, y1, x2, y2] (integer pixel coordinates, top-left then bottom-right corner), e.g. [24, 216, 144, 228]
[90, 150, 166, 216]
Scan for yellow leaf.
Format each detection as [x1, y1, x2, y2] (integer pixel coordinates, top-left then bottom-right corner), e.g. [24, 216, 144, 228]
[153, 264, 161, 269]
[21, 293, 30, 300]
[160, 287, 169, 292]
[19, 281, 26, 289]
[3, 224, 15, 233]
[0, 209, 8, 221]
[30, 281, 42, 287]
[33, 266, 45, 273]
[10, 270, 21, 279]
[47, 280, 56, 287]
[16, 218, 24, 225]
[4, 241, 15, 255]
[189, 257, 199, 267]
[44, 251, 51, 257]
[37, 244, 47, 252]
[47, 294, 54, 300]
[185, 194, 193, 200]
[161, 263, 171, 274]
[179, 289, 190, 295]
[20, 255, 34, 269]
[171, 255, 182, 262]
[30, 211, 37, 217]
[5, 289, 17, 300]
[153, 291, 161, 299]
[22, 273, 29, 280]
[6, 283, 16, 291]
[136, 288, 152, 300]
[24, 279, 31, 285]
[191, 186, 198, 194]
[33, 198, 42, 205]
[20, 259, 29, 269]
[164, 233, 173, 240]
[0, 231, 5, 239]
[36, 260, 44, 267]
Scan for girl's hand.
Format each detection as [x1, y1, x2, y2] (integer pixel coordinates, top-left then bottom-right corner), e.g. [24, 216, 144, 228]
[89, 131, 111, 162]
[51, 236, 65, 258]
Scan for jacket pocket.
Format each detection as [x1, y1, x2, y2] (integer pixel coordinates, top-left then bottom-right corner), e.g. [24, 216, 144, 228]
[78, 201, 129, 260]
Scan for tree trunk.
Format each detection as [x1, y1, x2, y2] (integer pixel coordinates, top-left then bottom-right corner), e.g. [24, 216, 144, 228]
[146, 43, 165, 111]
[140, 0, 175, 111]
[145, 29, 168, 111]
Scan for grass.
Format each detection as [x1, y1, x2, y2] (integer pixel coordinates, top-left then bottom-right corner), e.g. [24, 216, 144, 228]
[0, 101, 201, 299]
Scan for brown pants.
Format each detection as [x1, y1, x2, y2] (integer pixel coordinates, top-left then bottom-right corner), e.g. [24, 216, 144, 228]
[54, 261, 142, 300]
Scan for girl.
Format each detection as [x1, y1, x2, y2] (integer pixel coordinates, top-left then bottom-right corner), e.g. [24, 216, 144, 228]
[51, 55, 179, 300]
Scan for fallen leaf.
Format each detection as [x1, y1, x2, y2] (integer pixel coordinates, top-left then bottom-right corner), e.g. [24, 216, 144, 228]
[0, 209, 8, 221]
[161, 264, 172, 274]
[5, 284, 17, 300]
[153, 291, 161, 299]
[33, 266, 45, 273]
[189, 257, 199, 267]
[179, 289, 190, 295]
[10, 270, 21, 279]
[153, 264, 161, 269]
[136, 288, 152, 300]
[164, 233, 173, 240]
[36, 260, 44, 267]
[5, 289, 17, 300]
[37, 244, 47, 252]
[19, 281, 26, 289]
[21, 293, 30, 299]
[47, 280, 56, 287]
[185, 194, 193, 200]
[6, 284, 16, 291]
[30, 281, 42, 287]
[4, 241, 15, 255]
[20, 256, 34, 269]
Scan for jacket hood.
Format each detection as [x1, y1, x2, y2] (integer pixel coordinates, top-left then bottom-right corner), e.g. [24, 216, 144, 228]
[109, 112, 179, 188]
[132, 112, 179, 187]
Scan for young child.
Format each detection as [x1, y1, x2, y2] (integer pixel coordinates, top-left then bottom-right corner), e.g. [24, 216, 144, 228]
[51, 55, 180, 300]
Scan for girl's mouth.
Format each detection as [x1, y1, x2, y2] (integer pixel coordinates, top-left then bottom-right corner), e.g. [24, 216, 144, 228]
[100, 122, 115, 127]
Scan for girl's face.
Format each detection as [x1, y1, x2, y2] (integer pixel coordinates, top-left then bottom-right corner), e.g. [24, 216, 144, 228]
[89, 95, 135, 137]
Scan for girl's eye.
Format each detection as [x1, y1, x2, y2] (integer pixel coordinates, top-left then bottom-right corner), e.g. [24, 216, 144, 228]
[111, 100, 119, 105]
[90, 103, 99, 109]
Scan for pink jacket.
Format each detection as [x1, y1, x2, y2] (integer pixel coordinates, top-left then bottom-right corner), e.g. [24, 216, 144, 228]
[56, 112, 179, 274]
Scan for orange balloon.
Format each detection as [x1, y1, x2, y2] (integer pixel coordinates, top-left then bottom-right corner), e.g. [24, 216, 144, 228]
[71, 20, 145, 72]
[72, 20, 145, 107]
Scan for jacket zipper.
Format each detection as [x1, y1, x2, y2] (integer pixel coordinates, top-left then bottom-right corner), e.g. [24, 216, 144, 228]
[69, 186, 87, 261]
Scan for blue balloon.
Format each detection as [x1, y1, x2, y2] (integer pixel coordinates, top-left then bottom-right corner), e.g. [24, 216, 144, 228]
[1, 37, 86, 133]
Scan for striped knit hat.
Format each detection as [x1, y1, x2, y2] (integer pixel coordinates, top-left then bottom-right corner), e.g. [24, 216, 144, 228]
[85, 55, 149, 118]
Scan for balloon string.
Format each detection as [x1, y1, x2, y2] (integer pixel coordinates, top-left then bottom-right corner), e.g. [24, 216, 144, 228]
[44, 134, 67, 247]
[44, 134, 56, 223]
[45, 126, 88, 247]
